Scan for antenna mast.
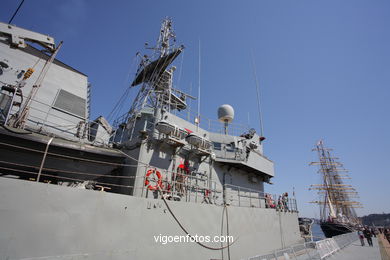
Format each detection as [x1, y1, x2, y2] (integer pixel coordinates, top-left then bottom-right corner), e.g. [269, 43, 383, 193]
[157, 18, 175, 58]
[250, 50, 264, 139]
[120, 18, 180, 122]
[196, 39, 201, 130]
[114, 18, 191, 142]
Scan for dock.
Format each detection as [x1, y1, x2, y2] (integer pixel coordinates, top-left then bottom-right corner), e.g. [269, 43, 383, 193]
[245, 232, 389, 260]
[327, 237, 381, 260]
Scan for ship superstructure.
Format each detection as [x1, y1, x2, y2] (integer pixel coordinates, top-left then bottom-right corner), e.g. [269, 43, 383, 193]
[310, 140, 362, 238]
[0, 18, 302, 260]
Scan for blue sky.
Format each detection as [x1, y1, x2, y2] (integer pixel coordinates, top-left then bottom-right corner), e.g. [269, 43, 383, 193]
[2, 0, 390, 218]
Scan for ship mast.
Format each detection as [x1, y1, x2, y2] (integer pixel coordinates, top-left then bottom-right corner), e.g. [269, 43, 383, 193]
[309, 140, 362, 224]
[114, 18, 193, 142]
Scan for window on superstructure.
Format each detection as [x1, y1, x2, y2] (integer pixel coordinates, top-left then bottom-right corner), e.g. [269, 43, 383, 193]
[226, 143, 235, 152]
[213, 142, 221, 150]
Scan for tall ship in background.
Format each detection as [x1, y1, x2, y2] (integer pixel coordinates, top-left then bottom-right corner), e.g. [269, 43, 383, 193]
[0, 18, 302, 260]
[310, 140, 362, 238]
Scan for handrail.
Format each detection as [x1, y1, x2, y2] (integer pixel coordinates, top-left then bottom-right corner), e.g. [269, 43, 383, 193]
[113, 106, 250, 137]
[1, 93, 115, 145]
[246, 232, 358, 260]
[0, 140, 297, 211]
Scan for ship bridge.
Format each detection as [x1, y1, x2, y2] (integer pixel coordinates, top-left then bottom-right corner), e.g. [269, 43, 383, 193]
[209, 132, 274, 179]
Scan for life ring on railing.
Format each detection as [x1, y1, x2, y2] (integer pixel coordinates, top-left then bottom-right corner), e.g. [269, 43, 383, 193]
[177, 163, 189, 174]
[144, 169, 163, 191]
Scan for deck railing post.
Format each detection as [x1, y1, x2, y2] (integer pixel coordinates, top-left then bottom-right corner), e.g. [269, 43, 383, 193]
[141, 165, 148, 198]
[238, 186, 241, 207]
[37, 137, 54, 182]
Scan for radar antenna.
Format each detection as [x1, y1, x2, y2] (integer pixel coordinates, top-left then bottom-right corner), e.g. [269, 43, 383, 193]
[113, 18, 191, 142]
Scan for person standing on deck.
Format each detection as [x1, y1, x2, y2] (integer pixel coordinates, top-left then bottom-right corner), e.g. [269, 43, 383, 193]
[358, 231, 365, 246]
[282, 192, 289, 211]
[363, 227, 373, 247]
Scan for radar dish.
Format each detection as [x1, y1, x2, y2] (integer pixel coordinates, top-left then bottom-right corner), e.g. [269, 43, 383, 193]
[218, 104, 234, 123]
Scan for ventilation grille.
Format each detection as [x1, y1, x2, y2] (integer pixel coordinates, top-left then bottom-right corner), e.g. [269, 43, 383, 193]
[53, 89, 86, 118]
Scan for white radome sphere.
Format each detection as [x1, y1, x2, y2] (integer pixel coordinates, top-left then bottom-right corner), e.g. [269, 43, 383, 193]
[218, 104, 234, 123]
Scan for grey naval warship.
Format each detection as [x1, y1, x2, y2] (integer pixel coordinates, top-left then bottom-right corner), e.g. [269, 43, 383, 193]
[0, 18, 301, 260]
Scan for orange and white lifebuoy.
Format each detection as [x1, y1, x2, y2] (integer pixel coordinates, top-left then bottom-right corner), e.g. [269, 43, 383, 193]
[177, 163, 189, 174]
[144, 169, 163, 191]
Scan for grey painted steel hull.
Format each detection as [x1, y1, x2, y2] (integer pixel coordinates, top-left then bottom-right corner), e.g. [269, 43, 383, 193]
[0, 177, 302, 260]
[0, 20, 302, 260]
[0, 127, 125, 184]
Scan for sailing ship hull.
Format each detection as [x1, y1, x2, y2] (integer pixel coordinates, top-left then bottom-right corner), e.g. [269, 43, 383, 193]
[320, 221, 355, 238]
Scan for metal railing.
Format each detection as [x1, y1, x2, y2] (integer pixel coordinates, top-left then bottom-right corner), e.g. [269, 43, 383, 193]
[173, 107, 250, 136]
[0, 139, 297, 213]
[137, 164, 223, 205]
[224, 184, 298, 211]
[214, 148, 247, 161]
[245, 231, 359, 260]
[113, 106, 251, 138]
[0, 93, 114, 146]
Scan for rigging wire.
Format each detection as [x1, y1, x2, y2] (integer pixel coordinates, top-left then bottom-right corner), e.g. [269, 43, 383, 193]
[197, 39, 201, 130]
[250, 49, 265, 137]
[8, 0, 25, 24]
[176, 50, 185, 89]
[107, 54, 139, 123]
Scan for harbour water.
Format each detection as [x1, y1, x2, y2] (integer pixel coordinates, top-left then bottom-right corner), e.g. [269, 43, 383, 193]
[312, 223, 326, 241]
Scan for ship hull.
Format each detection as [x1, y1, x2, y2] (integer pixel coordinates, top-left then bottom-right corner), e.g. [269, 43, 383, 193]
[0, 177, 302, 260]
[320, 221, 355, 238]
[0, 126, 125, 186]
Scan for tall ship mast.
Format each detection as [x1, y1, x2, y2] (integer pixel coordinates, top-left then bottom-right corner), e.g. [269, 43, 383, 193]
[310, 140, 362, 238]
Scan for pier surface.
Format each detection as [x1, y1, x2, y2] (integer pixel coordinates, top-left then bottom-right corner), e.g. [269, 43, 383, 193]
[327, 237, 381, 260]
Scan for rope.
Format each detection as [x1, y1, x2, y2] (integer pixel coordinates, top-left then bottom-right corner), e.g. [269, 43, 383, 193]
[118, 149, 149, 166]
[220, 205, 225, 260]
[157, 185, 236, 251]
[226, 203, 231, 260]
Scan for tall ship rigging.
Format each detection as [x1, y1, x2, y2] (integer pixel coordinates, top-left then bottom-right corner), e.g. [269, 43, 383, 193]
[309, 140, 362, 238]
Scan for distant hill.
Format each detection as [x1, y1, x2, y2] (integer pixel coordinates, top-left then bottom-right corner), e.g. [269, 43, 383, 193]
[360, 213, 390, 226]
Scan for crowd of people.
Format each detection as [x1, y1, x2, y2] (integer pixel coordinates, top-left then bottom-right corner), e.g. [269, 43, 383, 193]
[265, 192, 289, 211]
[358, 226, 390, 246]
[358, 227, 375, 246]
[381, 228, 390, 244]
